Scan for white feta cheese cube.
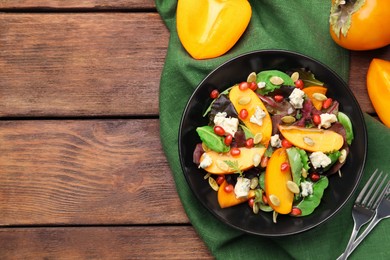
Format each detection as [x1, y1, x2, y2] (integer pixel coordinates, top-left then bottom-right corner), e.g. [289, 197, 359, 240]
[300, 181, 313, 197]
[249, 106, 266, 126]
[270, 134, 282, 148]
[288, 88, 305, 109]
[213, 112, 239, 136]
[318, 113, 337, 129]
[199, 153, 212, 169]
[234, 177, 251, 199]
[309, 151, 331, 169]
[257, 82, 266, 89]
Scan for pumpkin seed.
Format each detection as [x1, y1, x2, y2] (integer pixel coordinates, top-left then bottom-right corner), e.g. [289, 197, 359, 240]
[269, 194, 280, 206]
[281, 115, 296, 124]
[339, 149, 347, 163]
[312, 93, 327, 101]
[253, 153, 261, 167]
[202, 143, 211, 152]
[216, 160, 229, 172]
[287, 181, 300, 194]
[290, 72, 299, 82]
[238, 96, 251, 105]
[270, 76, 284, 85]
[203, 172, 211, 180]
[247, 72, 257, 83]
[253, 133, 263, 144]
[253, 202, 259, 214]
[273, 211, 278, 223]
[301, 168, 308, 178]
[208, 177, 219, 191]
[250, 177, 259, 189]
[303, 136, 315, 146]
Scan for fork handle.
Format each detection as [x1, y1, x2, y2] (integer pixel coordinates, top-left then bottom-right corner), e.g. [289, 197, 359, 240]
[338, 216, 381, 259]
[338, 225, 360, 260]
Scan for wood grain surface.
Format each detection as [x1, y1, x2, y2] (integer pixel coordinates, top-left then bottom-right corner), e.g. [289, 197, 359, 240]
[0, 0, 156, 9]
[0, 13, 168, 117]
[0, 226, 212, 259]
[0, 119, 187, 225]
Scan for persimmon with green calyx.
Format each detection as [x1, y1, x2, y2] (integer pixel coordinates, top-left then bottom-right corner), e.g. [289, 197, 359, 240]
[278, 125, 344, 153]
[265, 148, 294, 214]
[229, 85, 272, 147]
[366, 58, 390, 128]
[199, 147, 266, 174]
[329, 0, 390, 50]
[218, 180, 255, 208]
[176, 0, 252, 59]
[302, 86, 328, 111]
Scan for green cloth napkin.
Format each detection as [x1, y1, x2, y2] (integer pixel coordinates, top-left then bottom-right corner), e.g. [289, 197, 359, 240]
[156, 1, 390, 259]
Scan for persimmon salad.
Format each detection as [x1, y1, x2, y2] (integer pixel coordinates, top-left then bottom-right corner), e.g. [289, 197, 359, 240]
[192, 69, 354, 223]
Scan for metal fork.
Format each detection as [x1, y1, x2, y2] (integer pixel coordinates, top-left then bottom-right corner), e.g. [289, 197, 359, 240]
[338, 180, 390, 259]
[338, 169, 388, 260]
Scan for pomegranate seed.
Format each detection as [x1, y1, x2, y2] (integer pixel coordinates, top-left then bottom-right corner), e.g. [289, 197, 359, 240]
[310, 172, 321, 182]
[274, 95, 284, 102]
[262, 194, 268, 205]
[224, 134, 233, 146]
[248, 198, 255, 208]
[290, 207, 302, 216]
[239, 82, 249, 91]
[295, 79, 304, 89]
[230, 147, 241, 156]
[216, 175, 225, 185]
[281, 139, 292, 148]
[224, 184, 234, 193]
[249, 82, 257, 91]
[210, 89, 219, 99]
[239, 109, 249, 119]
[281, 162, 290, 172]
[313, 114, 321, 125]
[213, 126, 225, 136]
[245, 138, 254, 148]
[323, 98, 333, 109]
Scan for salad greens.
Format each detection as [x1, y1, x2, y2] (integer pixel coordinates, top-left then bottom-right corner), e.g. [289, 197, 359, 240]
[192, 68, 353, 223]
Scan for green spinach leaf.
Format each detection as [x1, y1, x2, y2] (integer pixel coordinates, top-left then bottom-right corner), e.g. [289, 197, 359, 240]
[287, 147, 303, 186]
[240, 124, 254, 139]
[256, 70, 295, 95]
[295, 177, 329, 216]
[196, 126, 230, 153]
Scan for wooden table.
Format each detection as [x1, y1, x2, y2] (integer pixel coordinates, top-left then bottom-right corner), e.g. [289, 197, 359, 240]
[0, 1, 389, 259]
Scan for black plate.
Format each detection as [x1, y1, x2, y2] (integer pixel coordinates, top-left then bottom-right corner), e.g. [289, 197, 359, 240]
[178, 50, 367, 236]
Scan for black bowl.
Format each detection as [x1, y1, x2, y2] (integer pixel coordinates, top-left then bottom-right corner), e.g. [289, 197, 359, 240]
[178, 50, 367, 236]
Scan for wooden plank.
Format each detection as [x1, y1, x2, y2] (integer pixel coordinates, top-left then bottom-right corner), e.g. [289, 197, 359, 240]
[0, 0, 156, 9]
[0, 226, 213, 259]
[0, 119, 188, 225]
[0, 13, 168, 117]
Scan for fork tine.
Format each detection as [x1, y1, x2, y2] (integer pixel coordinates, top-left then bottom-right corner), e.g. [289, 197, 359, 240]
[356, 169, 378, 203]
[372, 179, 390, 208]
[367, 174, 388, 208]
[361, 171, 383, 206]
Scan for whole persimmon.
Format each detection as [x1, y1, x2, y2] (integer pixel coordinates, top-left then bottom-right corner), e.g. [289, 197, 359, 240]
[329, 0, 390, 50]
